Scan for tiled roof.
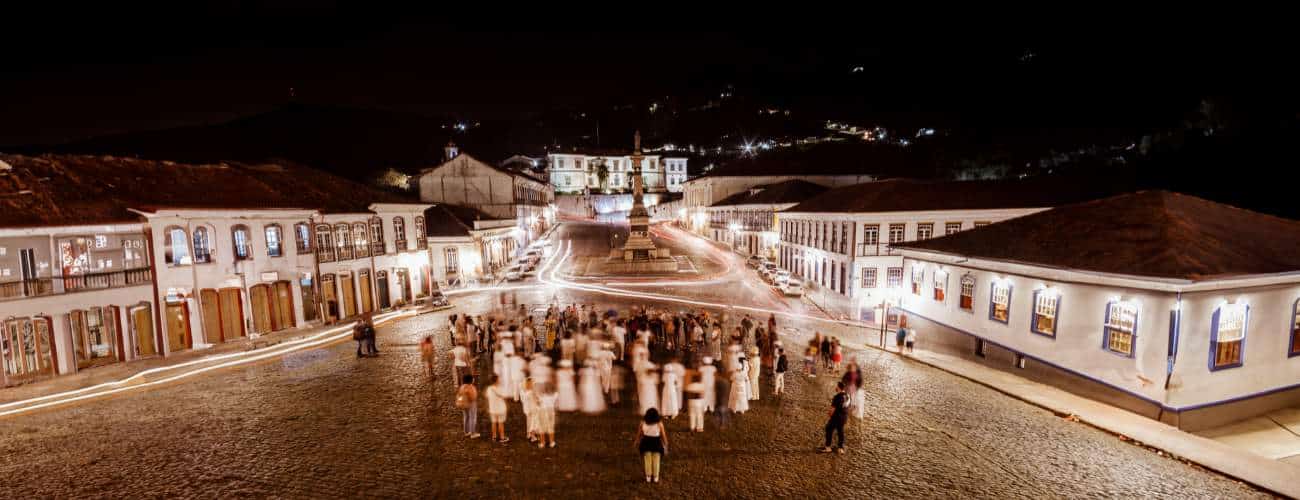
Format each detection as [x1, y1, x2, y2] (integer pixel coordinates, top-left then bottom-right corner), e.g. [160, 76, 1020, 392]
[784, 178, 1111, 213]
[710, 180, 828, 207]
[0, 154, 415, 228]
[424, 153, 549, 186]
[897, 191, 1300, 280]
[423, 204, 501, 237]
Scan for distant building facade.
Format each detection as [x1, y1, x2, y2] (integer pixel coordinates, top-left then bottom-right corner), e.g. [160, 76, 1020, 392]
[414, 152, 555, 244]
[548, 151, 687, 194]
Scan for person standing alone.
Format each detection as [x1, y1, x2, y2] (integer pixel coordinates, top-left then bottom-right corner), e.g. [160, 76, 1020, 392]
[637, 408, 669, 483]
[820, 382, 850, 454]
[773, 348, 788, 396]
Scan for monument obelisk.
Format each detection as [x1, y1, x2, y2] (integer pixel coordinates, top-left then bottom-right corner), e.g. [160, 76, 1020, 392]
[621, 131, 660, 261]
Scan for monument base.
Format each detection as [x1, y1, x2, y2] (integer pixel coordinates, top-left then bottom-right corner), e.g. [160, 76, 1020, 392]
[596, 257, 680, 274]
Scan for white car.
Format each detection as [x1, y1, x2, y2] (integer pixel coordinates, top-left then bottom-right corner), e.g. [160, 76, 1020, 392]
[504, 265, 524, 281]
[775, 269, 791, 285]
[782, 279, 804, 297]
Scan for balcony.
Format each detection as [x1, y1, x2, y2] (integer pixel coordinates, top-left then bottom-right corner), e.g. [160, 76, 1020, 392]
[0, 267, 152, 302]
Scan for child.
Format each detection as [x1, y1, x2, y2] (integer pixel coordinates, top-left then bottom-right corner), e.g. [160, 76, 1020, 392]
[485, 376, 510, 443]
[774, 348, 788, 395]
[905, 327, 917, 354]
[537, 383, 558, 448]
[455, 374, 480, 439]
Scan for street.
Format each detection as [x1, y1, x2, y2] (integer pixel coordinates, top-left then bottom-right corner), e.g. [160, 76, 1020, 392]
[0, 221, 1267, 498]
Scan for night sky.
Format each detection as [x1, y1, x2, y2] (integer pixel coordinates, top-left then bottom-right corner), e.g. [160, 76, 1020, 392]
[3, 6, 1296, 147]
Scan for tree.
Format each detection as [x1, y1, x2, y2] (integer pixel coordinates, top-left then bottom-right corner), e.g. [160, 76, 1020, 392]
[595, 160, 610, 192]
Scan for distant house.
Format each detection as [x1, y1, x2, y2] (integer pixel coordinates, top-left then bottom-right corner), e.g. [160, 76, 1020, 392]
[547, 148, 687, 194]
[895, 191, 1300, 430]
[703, 180, 827, 259]
[424, 204, 519, 286]
[413, 152, 555, 245]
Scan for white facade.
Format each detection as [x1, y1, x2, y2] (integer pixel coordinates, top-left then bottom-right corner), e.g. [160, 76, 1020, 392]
[548, 153, 687, 194]
[417, 153, 555, 243]
[777, 208, 1047, 318]
[899, 248, 1300, 430]
[427, 218, 520, 286]
[683, 174, 875, 235]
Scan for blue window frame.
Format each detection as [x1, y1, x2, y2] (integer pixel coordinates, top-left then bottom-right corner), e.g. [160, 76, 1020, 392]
[1209, 303, 1248, 371]
[988, 280, 1012, 324]
[1030, 290, 1060, 338]
[1102, 301, 1139, 357]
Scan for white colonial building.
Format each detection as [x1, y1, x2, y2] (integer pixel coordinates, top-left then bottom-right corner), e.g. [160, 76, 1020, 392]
[548, 150, 687, 194]
[776, 179, 1105, 320]
[425, 204, 522, 286]
[703, 180, 827, 259]
[895, 191, 1300, 430]
[416, 149, 555, 245]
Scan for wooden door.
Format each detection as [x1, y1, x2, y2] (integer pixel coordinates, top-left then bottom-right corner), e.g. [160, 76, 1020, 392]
[107, 306, 125, 362]
[340, 274, 357, 318]
[376, 272, 391, 310]
[3, 318, 56, 382]
[359, 271, 374, 314]
[132, 306, 156, 357]
[321, 275, 338, 322]
[165, 303, 191, 353]
[200, 289, 222, 343]
[274, 281, 295, 330]
[250, 284, 273, 334]
[219, 288, 244, 340]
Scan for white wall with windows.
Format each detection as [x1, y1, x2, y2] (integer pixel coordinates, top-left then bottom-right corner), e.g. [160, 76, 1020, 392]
[547, 153, 686, 194]
[898, 250, 1300, 426]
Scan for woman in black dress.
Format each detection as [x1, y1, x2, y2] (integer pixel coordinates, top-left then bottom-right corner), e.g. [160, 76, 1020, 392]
[636, 408, 669, 483]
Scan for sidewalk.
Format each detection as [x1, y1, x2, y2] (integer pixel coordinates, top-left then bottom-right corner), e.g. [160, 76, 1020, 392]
[890, 346, 1300, 498]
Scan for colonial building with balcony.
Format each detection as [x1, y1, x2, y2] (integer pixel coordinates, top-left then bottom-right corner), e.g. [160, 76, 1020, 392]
[425, 204, 521, 286]
[0, 153, 433, 385]
[703, 180, 827, 259]
[547, 150, 687, 194]
[416, 149, 555, 246]
[894, 191, 1300, 431]
[776, 178, 1109, 322]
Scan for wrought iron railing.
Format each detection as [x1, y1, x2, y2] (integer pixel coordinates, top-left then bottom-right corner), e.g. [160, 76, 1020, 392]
[0, 267, 152, 301]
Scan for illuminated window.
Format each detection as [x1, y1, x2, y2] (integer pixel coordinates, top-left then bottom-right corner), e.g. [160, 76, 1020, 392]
[370, 218, 386, 255]
[164, 226, 191, 266]
[959, 275, 975, 311]
[231, 225, 252, 261]
[352, 223, 369, 258]
[917, 223, 934, 240]
[911, 265, 924, 295]
[989, 280, 1012, 324]
[315, 225, 335, 262]
[415, 216, 427, 249]
[294, 223, 311, 253]
[861, 267, 877, 288]
[886, 267, 903, 288]
[933, 270, 947, 302]
[334, 224, 352, 260]
[393, 217, 407, 251]
[1210, 303, 1248, 370]
[265, 224, 283, 257]
[192, 226, 212, 264]
[1104, 301, 1138, 356]
[1031, 289, 1059, 337]
[945, 222, 962, 235]
[974, 221, 991, 228]
[444, 247, 459, 274]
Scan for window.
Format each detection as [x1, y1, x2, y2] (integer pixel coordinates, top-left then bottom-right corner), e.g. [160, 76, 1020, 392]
[393, 217, 407, 250]
[886, 267, 904, 288]
[1292, 299, 1300, 357]
[888, 223, 905, 244]
[315, 225, 335, 262]
[917, 223, 934, 240]
[415, 216, 427, 249]
[959, 275, 976, 311]
[352, 222, 369, 258]
[445, 247, 459, 274]
[933, 270, 947, 302]
[861, 224, 879, 255]
[989, 280, 1012, 324]
[1210, 303, 1248, 370]
[910, 265, 924, 295]
[370, 218, 385, 255]
[946, 222, 962, 235]
[335, 224, 352, 260]
[231, 225, 252, 261]
[1104, 301, 1139, 356]
[192, 226, 212, 264]
[294, 223, 311, 253]
[861, 268, 877, 288]
[840, 222, 849, 253]
[1031, 289, 1059, 337]
[265, 224, 283, 257]
[974, 221, 991, 228]
[164, 227, 191, 266]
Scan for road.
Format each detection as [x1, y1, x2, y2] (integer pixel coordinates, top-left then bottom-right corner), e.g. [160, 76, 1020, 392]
[0, 221, 1267, 498]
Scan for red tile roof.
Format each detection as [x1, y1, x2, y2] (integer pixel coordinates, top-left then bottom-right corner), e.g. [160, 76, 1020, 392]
[897, 191, 1300, 280]
[784, 177, 1112, 213]
[0, 154, 415, 228]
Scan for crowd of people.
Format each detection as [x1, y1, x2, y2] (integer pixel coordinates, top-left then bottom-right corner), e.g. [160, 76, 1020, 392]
[423, 302, 873, 483]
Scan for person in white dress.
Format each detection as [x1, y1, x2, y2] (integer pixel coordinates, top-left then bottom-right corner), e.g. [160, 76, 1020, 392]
[660, 359, 685, 419]
[630, 340, 650, 372]
[593, 344, 616, 393]
[521, 378, 539, 442]
[637, 362, 660, 416]
[537, 385, 558, 448]
[508, 352, 527, 401]
[729, 358, 750, 414]
[698, 358, 717, 413]
[685, 379, 706, 432]
[748, 346, 761, 401]
[555, 359, 579, 412]
[579, 363, 606, 415]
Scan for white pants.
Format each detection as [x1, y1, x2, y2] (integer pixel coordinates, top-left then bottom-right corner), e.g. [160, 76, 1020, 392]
[774, 372, 785, 394]
[688, 400, 706, 430]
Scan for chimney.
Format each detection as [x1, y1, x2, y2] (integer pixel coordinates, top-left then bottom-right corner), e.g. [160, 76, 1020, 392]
[444, 140, 459, 161]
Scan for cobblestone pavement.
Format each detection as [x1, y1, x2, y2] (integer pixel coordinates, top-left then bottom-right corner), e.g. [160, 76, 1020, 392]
[0, 223, 1270, 498]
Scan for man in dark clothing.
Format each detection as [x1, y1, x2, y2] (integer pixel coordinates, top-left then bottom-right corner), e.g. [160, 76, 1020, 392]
[821, 382, 849, 453]
[363, 314, 379, 355]
[820, 336, 833, 368]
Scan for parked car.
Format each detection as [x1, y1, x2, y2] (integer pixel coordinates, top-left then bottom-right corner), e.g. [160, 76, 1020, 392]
[428, 290, 451, 309]
[775, 269, 791, 285]
[782, 279, 804, 297]
[504, 265, 524, 281]
[746, 255, 763, 268]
